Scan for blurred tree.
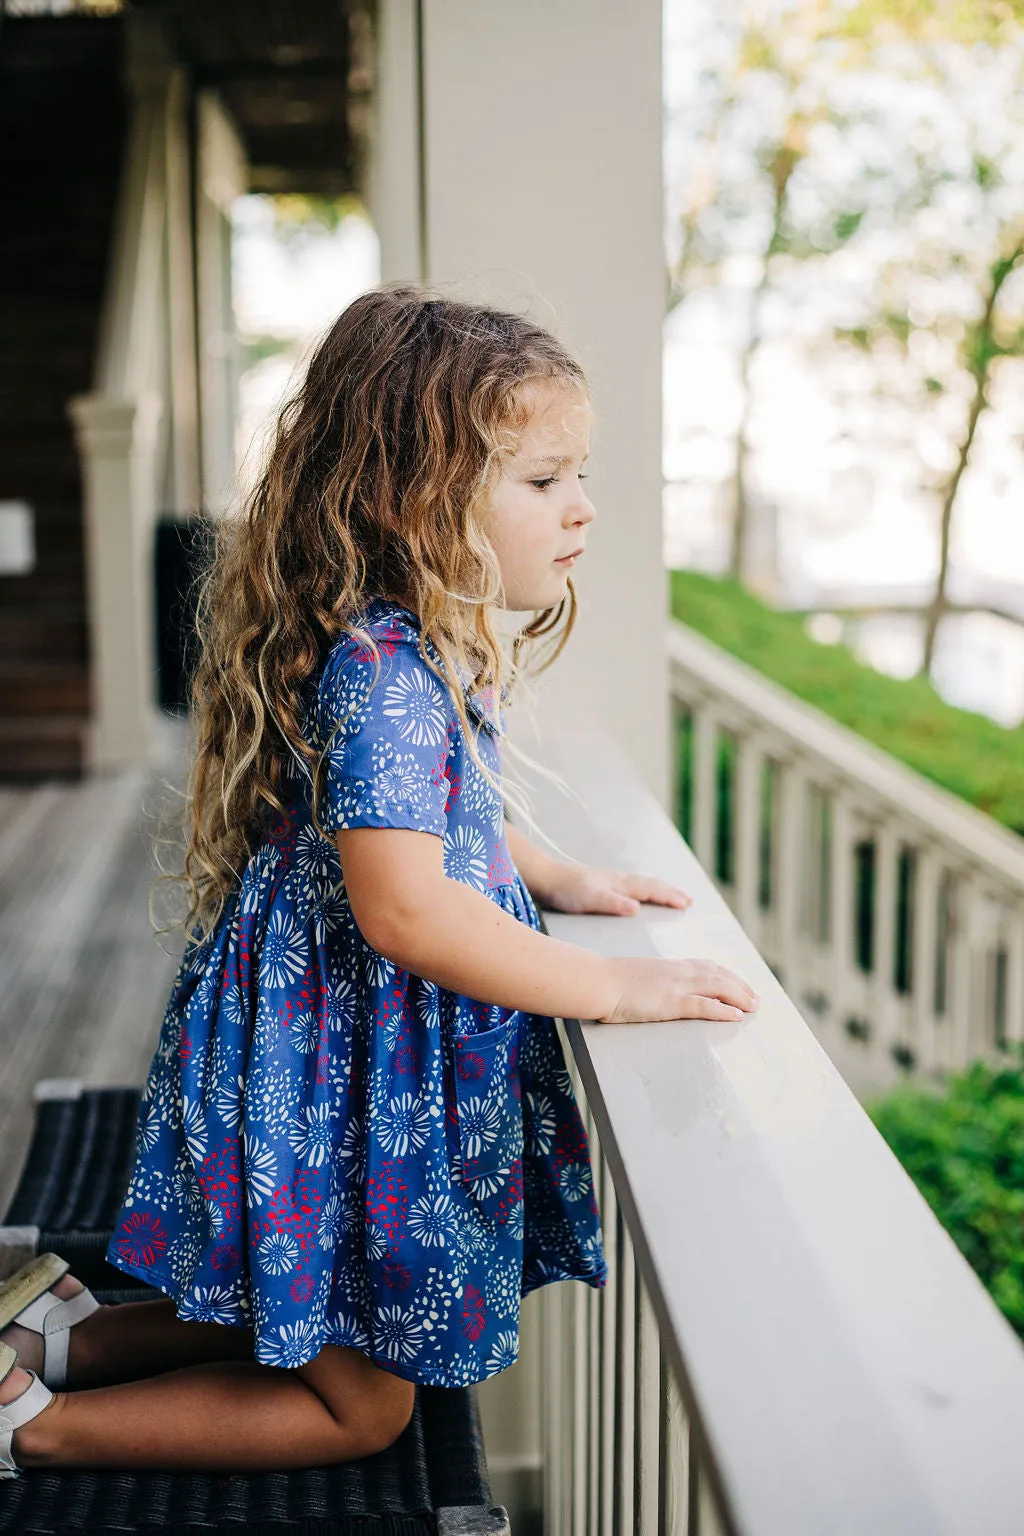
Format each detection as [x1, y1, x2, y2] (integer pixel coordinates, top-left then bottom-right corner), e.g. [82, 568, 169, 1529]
[829, 17, 1024, 673]
[671, 6, 890, 584]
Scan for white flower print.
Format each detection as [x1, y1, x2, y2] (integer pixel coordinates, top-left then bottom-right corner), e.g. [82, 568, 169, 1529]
[364, 949, 395, 989]
[382, 668, 447, 747]
[260, 908, 308, 989]
[136, 1106, 161, 1153]
[186, 1284, 242, 1325]
[325, 975, 358, 1033]
[523, 1091, 557, 1156]
[289, 1010, 320, 1054]
[329, 1311, 370, 1351]
[374, 1303, 425, 1364]
[312, 886, 346, 945]
[365, 1224, 388, 1261]
[287, 1102, 334, 1167]
[258, 1229, 300, 1275]
[485, 1330, 519, 1373]
[457, 1095, 502, 1162]
[559, 1161, 592, 1202]
[443, 824, 489, 890]
[338, 1113, 365, 1176]
[244, 1134, 278, 1208]
[263, 1320, 318, 1368]
[215, 1074, 245, 1131]
[370, 742, 436, 812]
[295, 824, 336, 888]
[375, 1092, 431, 1158]
[317, 1195, 343, 1250]
[407, 1193, 455, 1248]
[506, 1199, 525, 1242]
[180, 1097, 208, 1162]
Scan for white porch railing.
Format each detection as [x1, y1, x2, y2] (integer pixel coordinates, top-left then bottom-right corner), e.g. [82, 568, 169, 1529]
[514, 715, 1024, 1536]
[667, 618, 1024, 1100]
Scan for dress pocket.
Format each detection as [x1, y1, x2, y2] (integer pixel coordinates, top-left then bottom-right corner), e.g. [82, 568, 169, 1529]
[452, 1014, 523, 1192]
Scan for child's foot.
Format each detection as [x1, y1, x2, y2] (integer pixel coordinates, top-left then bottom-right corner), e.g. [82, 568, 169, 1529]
[0, 1344, 58, 1473]
[0, 1274, 89, 1381]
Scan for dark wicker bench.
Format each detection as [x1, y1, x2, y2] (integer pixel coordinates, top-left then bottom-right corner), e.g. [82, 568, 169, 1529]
[0, 1083, 510, 1535]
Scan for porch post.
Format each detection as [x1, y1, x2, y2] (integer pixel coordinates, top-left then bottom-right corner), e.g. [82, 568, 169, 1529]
[375, 0, 669, 808]
[68, 394, 162, 769]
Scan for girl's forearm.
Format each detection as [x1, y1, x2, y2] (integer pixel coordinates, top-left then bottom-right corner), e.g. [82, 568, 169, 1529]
[370, 876, 615, 1021]
[504, 821, 568, 907]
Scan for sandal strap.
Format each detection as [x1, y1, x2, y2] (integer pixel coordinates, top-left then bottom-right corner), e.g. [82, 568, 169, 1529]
[40, 1289, 99, 1390]
[3, 1274, 99, 1392]
[0, 1253, 68, 1334]
[0, 1362, 53, 1480]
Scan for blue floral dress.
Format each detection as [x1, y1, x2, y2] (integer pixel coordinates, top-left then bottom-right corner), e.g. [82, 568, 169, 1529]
[108, 598, 606, 1385]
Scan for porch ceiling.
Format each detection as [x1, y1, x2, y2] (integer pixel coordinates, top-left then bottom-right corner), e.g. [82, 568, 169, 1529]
[134, 0, 374, 196]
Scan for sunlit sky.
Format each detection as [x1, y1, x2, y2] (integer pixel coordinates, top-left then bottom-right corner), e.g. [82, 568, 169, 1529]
[231, 2, 1024, 726]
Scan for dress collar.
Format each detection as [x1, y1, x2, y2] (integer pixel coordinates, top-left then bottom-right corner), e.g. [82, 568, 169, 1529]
[364, 598, 505, 738]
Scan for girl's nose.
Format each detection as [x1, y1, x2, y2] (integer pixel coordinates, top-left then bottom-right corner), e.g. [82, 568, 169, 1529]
[569, 486, 596, 527]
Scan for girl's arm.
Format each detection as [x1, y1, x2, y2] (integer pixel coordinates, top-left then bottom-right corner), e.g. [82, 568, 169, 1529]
[506, 820, 693, 918]
[335, 827, 754, 1025]
[503, 820, 564, 907]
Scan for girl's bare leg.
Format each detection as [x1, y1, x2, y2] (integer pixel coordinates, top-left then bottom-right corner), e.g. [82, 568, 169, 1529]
[1, 1274, 253, 1387]
[0, 1345, 415, 1472]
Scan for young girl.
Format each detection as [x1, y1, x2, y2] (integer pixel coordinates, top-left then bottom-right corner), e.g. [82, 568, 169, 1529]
[0, 286, 756, 1476]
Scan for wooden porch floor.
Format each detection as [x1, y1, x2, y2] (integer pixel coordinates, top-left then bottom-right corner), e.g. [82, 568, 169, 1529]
[0, 721, 189, 1216]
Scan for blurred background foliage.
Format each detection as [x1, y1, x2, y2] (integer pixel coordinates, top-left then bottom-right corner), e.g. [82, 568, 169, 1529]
[866, 1048, 1024, 1341]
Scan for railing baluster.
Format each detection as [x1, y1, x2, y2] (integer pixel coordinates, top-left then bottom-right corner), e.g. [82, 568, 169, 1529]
[733, 734, 762, 940]
[872, 822, 898, 1068]
[911, 846, 939, 1076]
[950, 871, 978, 1070]
[658, 1359, 690, 1535]
[828, 789, 854, 1046]
[600, 1162, 619, 1536]
[635, 1269, 661, 1534]
[775, 759, 805, 991]
[616, 1203, 637, 1536]
[692, 704, 717, 875]
[1005, 905, 1024, 1052]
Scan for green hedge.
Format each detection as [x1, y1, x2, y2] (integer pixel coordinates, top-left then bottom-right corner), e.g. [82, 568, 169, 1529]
[669, 571, 1024, 836]
[866, 1051, 1024, 1341]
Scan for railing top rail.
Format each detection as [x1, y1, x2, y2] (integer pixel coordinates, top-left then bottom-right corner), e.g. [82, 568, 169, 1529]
[510, 715, 1024, 1536]
[668, 617, 1024, 894]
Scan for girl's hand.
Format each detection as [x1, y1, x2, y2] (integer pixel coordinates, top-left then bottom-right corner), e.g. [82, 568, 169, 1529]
[544, 864, 692, 917]
[598, 957, 758, 1025]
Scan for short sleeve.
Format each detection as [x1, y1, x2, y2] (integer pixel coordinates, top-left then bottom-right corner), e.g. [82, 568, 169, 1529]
[314, 633, 453, 836]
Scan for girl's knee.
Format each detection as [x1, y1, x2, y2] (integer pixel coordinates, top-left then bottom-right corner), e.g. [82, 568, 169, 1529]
[354, 1376, 415, 1458]
[300, 1348, 415, 1459]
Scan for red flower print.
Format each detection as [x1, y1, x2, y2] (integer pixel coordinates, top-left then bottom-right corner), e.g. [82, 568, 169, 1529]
[114, 1210, 168, 1269]
[457, 1051, 487, 1082]
[210, 1244, 239, 1272]
[462, 1284, 486, 1342]
[289, 1272, 315, 1304]
[382, 1255, 412, 1290]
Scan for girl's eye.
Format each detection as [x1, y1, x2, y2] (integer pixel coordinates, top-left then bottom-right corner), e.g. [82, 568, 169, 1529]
[530, 477, 556, 490]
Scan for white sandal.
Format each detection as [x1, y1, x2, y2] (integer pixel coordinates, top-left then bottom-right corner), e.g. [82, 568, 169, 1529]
[0, 1252, 99, 1390]
[0, 1340, 53, 1478]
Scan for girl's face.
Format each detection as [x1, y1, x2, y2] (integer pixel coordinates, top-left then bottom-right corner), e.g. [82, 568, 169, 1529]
[484, 379, 595, 611]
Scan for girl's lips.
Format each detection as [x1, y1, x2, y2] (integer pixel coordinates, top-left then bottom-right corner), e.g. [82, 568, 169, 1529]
[555, 549, 584, 565]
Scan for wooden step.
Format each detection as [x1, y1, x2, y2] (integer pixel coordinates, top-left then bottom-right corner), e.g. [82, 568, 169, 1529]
[0, 664, 90, 717]
[0, 716, 86, 780]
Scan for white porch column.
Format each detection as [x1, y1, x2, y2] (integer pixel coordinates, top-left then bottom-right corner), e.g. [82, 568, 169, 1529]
[68, 395, 163, 770]
[371, 7, 665, 1524]
[374, 0, 668, 808]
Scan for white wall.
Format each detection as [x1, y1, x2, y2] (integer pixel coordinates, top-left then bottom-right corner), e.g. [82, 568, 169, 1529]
[373, 0, 669, 810]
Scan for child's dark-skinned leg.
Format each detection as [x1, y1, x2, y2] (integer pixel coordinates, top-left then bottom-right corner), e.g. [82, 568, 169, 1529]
[2, 1344, 414, 1472]
[1, 1274, 254, 1388]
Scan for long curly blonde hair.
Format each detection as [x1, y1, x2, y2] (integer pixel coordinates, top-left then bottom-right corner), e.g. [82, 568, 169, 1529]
[179, 284, 588, 943]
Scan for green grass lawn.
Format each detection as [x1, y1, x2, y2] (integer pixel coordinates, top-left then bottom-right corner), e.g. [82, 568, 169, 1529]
[669, 571, 1024, 838]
